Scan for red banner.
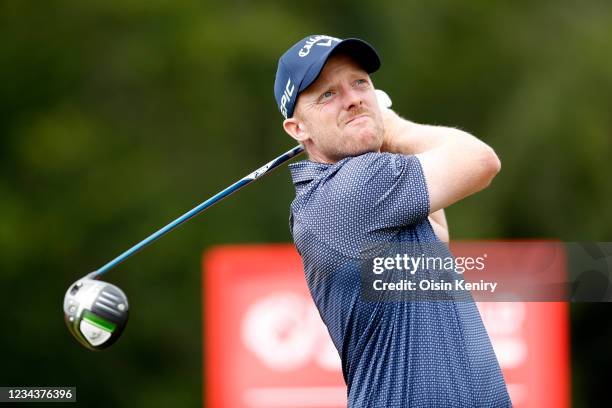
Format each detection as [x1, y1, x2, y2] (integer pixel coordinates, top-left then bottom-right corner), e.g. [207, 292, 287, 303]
[203, 243, 569, 407]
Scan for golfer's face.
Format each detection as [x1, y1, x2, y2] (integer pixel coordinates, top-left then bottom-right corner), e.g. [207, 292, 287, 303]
[295, 54, 384, 163]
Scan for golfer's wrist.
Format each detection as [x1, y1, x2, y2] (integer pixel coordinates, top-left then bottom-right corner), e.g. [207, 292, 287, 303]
[381, 109, 402, 153]
[381, 111, 418, 155]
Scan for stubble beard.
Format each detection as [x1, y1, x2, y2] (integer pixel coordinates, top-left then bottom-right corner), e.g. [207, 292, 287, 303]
[323, 120, 384, 161]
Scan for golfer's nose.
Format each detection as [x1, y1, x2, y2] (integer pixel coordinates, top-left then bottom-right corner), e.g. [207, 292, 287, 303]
[342, 87, 363, 111]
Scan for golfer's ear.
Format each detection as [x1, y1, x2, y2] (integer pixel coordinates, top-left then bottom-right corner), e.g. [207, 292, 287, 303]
[283, 117, 308, 143]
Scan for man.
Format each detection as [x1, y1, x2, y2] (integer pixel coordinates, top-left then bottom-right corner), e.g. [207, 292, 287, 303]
[274, 35, 511, 407]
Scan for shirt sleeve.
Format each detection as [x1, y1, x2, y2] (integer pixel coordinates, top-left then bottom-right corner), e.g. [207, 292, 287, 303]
[326, 152, 430, 232]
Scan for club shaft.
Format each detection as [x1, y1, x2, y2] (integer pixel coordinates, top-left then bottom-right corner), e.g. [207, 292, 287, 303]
[87, 145, 304, 279]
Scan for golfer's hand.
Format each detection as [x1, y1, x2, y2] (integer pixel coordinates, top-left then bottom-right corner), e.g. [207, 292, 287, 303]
[375, 89, 392, 110]
[375, 90, 402, 153]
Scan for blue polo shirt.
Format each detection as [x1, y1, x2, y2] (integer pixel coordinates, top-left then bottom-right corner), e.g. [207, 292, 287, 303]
[289, 152, 511, 407]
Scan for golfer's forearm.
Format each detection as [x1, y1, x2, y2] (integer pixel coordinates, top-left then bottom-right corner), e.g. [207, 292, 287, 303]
[381, 109, 487, 156]
[428, 209, 449, 242]
[429, 208, 447, 230]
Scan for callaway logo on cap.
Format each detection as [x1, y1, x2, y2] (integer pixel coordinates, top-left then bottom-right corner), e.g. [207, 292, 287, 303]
[274, 34, 381, 119]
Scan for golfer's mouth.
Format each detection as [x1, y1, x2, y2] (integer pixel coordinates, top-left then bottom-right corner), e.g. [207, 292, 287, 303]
[346, 114, 369, 125]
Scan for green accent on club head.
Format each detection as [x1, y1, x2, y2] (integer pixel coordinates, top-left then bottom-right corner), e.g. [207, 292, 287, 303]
[83, 310, 116, 332]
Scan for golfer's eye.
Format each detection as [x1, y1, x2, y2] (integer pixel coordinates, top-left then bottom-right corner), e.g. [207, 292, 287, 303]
[320, 90, 334, 101]
[355, 79, 369, 87]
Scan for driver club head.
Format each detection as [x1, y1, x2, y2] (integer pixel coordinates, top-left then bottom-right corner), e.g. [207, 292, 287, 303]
[63, 278, 129, 351]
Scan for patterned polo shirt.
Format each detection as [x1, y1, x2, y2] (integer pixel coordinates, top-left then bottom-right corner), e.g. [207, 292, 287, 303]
[288, 152, 511, 407]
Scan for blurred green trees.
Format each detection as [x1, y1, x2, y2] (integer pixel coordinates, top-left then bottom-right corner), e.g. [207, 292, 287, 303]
[1, 1, 611, 406]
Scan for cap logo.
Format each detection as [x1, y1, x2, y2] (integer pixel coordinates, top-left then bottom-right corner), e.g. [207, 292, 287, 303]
[280, 78, 295, 119]
[298, 35, 341, 58]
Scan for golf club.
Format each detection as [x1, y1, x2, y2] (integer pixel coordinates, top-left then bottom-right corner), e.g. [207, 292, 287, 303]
[64, 90, 392, 350]
[63, 144, 304, 350]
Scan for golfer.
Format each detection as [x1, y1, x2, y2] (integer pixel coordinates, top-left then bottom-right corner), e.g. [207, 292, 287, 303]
[275, 35, 511, 407]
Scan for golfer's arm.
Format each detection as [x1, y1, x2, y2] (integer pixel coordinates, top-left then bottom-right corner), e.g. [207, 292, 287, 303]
[381, 109, 501, 214]
[428, 209, 449, 243]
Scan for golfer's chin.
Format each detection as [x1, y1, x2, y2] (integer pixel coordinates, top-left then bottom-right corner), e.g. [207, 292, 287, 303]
[346, 127, 383, 154]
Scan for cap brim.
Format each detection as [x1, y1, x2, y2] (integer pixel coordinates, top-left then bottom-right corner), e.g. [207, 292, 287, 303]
[332, 38, 381, 73]
[299, 38, 381, 95]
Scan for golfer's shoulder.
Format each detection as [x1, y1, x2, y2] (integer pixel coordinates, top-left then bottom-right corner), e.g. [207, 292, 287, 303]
[333, 152, 419, 183]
